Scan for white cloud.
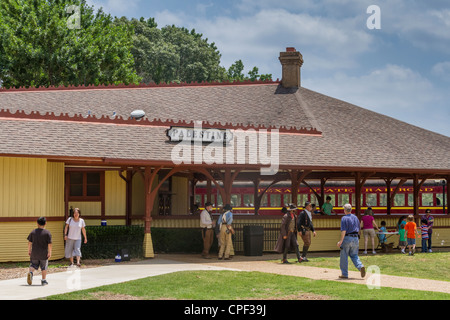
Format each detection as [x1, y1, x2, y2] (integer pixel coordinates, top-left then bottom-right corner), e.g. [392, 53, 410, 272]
[86, 0, 143, 17]
[154, 9, 187, 27]
[431, 61, 450, 81]
[380, 3, 450, 53]
[172, 8, 373, 75]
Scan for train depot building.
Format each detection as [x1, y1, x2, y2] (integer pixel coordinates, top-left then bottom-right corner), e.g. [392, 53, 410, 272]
[0, 48, 449, 262]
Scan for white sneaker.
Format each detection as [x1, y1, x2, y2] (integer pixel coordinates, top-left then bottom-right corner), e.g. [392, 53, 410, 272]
[372, 251, 377, 254]
[428, 249, 432, 253]
[363, 251, 368, 254]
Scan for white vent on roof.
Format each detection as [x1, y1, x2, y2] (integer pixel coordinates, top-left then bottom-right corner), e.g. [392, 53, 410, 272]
[130, 110, 145, 120]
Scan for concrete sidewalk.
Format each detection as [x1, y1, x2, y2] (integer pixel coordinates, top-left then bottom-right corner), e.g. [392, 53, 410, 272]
[0, 258, 238, 300]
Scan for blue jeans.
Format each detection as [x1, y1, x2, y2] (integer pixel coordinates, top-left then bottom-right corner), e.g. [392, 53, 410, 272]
[421, 238, 428, 252]
[340, 236, 363, 277]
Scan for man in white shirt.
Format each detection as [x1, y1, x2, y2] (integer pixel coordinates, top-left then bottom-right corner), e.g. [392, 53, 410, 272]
[200, 202, 215, 259]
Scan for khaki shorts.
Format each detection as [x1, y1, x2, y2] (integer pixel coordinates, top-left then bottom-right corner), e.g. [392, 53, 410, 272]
[363, 228, 376, 238]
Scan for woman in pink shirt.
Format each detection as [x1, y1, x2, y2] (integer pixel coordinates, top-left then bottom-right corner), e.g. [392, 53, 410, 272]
[360, 208, 380, 254]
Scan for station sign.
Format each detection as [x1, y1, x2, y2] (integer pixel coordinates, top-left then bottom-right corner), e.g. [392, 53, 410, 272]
[167, 126, 233, 144]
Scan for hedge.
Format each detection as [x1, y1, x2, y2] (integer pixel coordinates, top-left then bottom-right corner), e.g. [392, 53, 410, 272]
[151, 228, 219, 253]
[79, 226, 220, 259]
[81, 225, 145, 259]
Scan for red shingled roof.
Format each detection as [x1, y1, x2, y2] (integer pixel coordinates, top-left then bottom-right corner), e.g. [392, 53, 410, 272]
[0, 80, 319, 135]
[0, 81, 449, 172]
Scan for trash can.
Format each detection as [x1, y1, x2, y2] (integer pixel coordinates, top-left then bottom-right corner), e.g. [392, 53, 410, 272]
[243, 225, 264, 256]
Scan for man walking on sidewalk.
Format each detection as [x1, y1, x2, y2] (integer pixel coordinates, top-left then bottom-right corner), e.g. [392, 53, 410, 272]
[297, 202, 316, 262]
[337, 204, 365, 279]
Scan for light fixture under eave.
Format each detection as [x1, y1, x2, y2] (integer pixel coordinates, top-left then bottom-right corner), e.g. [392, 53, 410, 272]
[130, 109, 145, 120]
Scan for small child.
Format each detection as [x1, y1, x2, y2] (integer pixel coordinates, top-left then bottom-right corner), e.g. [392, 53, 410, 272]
[404, 215, 420, 256]
[27, 217, 52, 286]
[379, 221, 387, 244]
[420, 219, 429, 253]
[398, 223, 407, 254]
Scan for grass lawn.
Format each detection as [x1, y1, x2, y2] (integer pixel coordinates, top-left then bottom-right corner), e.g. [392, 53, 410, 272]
[282, 252, 450, 282]
[43, 269, 449, 300]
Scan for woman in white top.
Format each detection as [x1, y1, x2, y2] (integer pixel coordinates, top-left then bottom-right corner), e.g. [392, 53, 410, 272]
[64, 208, 87, 267]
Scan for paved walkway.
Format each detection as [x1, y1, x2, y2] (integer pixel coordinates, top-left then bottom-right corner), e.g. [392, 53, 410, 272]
[1, 253, 449, 300]
[0, 258, 238, 300]
[164, 254, 450, 294]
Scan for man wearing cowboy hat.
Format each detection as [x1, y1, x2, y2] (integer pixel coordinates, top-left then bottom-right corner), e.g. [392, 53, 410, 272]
[217, 204, 234, 260]
[200, 202, 215, 259]
[297, 202, 317, 262]
[274, 205, 302, 263]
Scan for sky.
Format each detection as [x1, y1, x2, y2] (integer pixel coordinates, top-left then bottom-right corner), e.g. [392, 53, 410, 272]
[86, 0, 450, 137]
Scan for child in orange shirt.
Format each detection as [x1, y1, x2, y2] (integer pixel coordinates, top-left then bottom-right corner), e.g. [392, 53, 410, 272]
[404, 215, 420, 255]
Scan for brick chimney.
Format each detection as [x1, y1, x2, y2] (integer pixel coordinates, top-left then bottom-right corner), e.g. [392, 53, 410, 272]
[279, 47, 303, 88]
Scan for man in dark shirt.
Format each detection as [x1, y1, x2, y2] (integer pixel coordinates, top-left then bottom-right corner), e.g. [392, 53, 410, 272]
[337, 204, 365, 279]
[27, 217, 52, 286]
[297, 202, 316, 262]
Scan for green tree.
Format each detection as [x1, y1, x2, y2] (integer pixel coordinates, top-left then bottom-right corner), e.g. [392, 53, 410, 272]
[227, 61, 272, 82]
[0, 0, 140, 88]
[115, 17, 228, 84]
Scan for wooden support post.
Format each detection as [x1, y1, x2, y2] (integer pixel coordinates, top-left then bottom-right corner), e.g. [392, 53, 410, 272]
[292, 170, 311, 207]
[319, 177, 328, 210]
[355, 172, 362, 217]
[447, 176, 450, 215]
[142, 166, 186, 258]
[383, 177, 394, 215]
[206, 179, 212, 203]
[413, 174, 419, 218]
[252, 178, 261, 215]
[119, 167, 137, 226]
[354, 172, 375, 217]
[290, 170, 299, 206]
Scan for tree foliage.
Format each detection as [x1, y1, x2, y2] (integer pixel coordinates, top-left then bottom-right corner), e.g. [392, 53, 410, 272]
[0, 0, 140, 88]
[114, 17, 272, 84]
[0, 2, 272, 88]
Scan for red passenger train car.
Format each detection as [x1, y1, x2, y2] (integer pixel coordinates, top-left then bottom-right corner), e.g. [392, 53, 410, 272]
[194, 182, 447, 216]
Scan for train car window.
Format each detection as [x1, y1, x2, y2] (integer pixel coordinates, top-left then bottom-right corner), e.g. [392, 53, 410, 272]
[271, 194, 281, 207]
[261, 194, 268, 207]
[393, 194, 405, 206]
[350, 194, 363, 206]
[422, 193, 433, 206]
[338, 194, 350, 206]
[379, 194, 387, 206]
[231, 194, 241, 207]
[195, 194, 202, 206]
[408, 194, 414, 207]
[366, 193, 377, 207]
[436, 193, 443, 206]
[326, 194, 336, 205]
[311, 194, 318, 205]
[243, 194, 254, 207]
[217, 194, 223, 207]
[298, 194, 308, 207]
[283, 194, 291, 206]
